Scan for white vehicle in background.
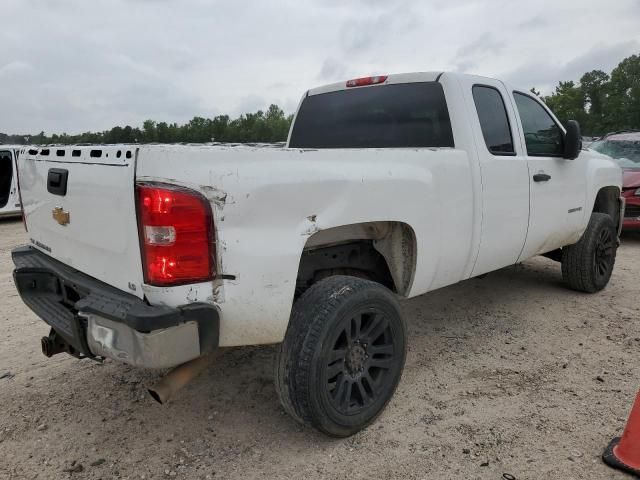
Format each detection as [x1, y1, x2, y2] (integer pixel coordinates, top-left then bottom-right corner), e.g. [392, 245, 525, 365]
[0, 146, 22, 218]
[12, 72, 623, 437]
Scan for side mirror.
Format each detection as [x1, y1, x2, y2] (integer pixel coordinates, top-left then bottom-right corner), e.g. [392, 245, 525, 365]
[563, 120, 582, 160]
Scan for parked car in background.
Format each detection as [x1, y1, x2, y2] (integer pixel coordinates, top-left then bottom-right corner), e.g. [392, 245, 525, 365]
[590, 131, 640, 230]
[0, 146, 22, 218]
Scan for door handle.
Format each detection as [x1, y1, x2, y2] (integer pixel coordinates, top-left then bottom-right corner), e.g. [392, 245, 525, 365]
[533, 173, 551, 182]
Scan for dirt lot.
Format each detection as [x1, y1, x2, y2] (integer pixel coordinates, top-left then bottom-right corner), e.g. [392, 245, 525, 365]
[0, 217, 639, 480]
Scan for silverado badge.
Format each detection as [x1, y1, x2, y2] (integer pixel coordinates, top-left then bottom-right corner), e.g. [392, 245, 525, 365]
[52, 207, 70, 226]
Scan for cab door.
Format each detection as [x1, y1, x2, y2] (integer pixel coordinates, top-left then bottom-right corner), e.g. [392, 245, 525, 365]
[0, 149, 14, 210]
[458, 76, 530, 277]
[10, 150, 18, 208]
[509, 91, 587, 260]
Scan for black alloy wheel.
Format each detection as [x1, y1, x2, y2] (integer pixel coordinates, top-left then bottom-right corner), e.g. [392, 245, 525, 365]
[593, 225, 614, 281]
[324, 310, 397, 416]
[562, 212, 617, 293]
[275, 275, 406, 437]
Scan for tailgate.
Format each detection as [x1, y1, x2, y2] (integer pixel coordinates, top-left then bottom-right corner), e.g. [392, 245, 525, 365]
[19, 146, 144, 298]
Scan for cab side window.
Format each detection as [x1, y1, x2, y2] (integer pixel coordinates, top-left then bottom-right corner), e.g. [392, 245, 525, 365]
[513, 92, 564, 156]
[472, 86, 515, 155]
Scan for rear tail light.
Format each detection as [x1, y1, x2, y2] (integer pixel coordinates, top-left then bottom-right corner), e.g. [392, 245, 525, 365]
[136, 183, 215, 286]
[346, 75, 388, 88]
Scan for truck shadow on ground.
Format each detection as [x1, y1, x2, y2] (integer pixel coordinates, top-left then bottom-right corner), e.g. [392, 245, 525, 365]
[0, 217, 21, 225]
[621, 231, 640, 244]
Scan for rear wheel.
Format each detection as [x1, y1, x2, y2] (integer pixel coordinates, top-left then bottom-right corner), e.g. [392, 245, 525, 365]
[562, 212, 617, 293]
[275, 276, 406, 437]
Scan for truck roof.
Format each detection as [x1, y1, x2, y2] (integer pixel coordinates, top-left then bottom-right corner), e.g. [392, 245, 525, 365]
[306, 71, 509, 97]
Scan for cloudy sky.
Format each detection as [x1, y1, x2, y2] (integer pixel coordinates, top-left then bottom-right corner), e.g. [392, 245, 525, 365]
[2, 0, 639, 134]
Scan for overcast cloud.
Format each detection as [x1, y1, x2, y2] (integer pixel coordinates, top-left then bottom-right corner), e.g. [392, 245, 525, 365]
[1, 0, 639, 133]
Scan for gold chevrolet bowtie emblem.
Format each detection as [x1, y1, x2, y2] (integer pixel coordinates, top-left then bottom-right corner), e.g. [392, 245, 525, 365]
[52, 207, 70, 226]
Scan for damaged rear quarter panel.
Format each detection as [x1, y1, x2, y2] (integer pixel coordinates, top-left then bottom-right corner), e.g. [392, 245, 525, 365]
[135, 144, 475, 346]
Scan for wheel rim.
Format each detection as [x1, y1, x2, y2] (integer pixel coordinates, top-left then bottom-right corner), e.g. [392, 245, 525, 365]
[325, 310, 397, 415]
[594, 226, 614, 280]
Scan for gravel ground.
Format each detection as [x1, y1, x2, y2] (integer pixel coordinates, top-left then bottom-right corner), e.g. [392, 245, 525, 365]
[0, 217, 639, 480]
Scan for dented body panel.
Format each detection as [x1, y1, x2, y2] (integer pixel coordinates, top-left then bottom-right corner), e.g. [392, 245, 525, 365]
[135, 144, 475, 345]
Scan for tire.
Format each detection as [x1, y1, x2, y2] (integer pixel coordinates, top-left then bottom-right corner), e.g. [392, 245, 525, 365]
[275, 275, 406, 437]
[562, 212, 617, 293]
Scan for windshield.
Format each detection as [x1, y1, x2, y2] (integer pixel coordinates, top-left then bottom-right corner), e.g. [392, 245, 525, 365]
[289, 82, 454, 149]
[591, 138, 640, 169]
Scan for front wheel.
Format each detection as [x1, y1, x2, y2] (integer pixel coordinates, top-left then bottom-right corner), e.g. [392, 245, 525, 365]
[562, 212, 617, 293]
[275, 276, 406, 437]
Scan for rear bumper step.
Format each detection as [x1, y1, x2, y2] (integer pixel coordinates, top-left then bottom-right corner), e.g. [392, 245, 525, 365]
[12, 245, 219, 368]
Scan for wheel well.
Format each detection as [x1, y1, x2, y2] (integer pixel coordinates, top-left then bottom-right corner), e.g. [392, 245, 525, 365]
[593, 186, 621, 225]
[295, 221, 417, 298]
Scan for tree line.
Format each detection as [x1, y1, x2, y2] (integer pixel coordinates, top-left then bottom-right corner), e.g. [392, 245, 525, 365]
[1, 53, 638, 145]
[535, 53, 639, 136]
[0, 104, 293, 145]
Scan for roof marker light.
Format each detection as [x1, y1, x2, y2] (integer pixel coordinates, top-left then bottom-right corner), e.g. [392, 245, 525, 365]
[346, 75, 388, 88]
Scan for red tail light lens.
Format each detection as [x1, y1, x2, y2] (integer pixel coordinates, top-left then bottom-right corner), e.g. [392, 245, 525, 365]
[136, 183, 215, 286]
[346, 75, 388, 88]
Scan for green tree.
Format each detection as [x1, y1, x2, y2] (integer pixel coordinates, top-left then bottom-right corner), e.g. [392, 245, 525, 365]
[534, 53, 640, 136]
[142, 120, 158, 143]
[543, 81, 588, 131]
[606, 54, 640, 132]
[580, 70, 609, 133]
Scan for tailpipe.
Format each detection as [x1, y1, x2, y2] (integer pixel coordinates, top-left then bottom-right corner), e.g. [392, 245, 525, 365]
[41, 330, 67, 358]
[41, 336, 56, 357]
[147, 353, 215, 404]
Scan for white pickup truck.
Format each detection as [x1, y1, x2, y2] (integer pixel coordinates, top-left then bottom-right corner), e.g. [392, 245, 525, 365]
[12, 72, 623, 437]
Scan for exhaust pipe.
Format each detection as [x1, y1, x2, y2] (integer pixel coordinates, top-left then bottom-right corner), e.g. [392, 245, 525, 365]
[41, 330, 67, 357]
[148, 352, 219, 404]
[41, 336, 56, 357]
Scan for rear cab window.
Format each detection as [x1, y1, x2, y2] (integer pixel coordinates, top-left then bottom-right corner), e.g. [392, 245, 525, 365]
[513, 92, 564, 156]
[472, 85, 515, 155]
[289, 82, 454, 149]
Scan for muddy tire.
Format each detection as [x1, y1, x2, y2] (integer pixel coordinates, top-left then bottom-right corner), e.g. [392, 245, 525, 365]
[562, 212, 617, 293]
[275, 275, 406, 437]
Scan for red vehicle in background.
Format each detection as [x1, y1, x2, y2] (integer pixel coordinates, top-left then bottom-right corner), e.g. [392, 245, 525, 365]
[591, 131, 640, 231]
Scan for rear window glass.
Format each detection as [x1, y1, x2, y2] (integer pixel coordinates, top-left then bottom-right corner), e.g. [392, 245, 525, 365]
[289, 82, 454, 149]
[472, 85, 515, 155]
